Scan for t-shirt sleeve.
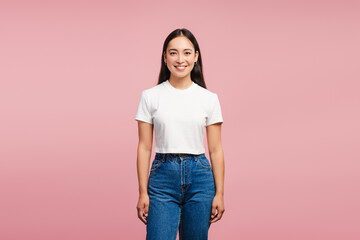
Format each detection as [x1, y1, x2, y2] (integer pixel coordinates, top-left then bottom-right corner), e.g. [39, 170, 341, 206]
[135, 90, 153, 124]
[206, 93, 224, 126]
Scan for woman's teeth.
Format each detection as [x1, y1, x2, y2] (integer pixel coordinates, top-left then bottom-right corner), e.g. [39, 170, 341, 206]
[175, 66, 186, 70]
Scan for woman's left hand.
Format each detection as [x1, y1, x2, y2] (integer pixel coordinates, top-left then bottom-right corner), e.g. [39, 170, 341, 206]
[210, 194, 225, 223]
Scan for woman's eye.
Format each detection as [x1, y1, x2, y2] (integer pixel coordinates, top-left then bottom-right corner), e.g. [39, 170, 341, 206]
[169, 52, 191, 55]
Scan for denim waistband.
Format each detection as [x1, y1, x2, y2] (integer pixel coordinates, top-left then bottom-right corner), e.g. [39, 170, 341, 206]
[155, 152, 205, 161]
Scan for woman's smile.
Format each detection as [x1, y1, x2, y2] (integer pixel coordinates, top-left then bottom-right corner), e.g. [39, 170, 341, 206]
[175, 65, 187, 71]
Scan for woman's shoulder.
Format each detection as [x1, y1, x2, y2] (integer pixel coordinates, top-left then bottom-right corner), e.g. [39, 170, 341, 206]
[140, 81, 166, 98]
[193, 83, 219, 99]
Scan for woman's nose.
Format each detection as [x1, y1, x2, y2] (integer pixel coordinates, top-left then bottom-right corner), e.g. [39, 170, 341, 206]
[177, 53, 184, 62]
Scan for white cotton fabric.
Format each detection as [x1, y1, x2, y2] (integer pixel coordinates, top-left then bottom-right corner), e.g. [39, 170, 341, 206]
[135, 79, 223, 154]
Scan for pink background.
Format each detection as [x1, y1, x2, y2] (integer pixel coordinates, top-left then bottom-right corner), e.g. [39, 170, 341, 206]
[1, 0, 359, 239]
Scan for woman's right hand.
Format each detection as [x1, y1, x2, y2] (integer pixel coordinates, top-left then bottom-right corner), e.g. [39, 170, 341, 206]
[136, 193, 149, 224]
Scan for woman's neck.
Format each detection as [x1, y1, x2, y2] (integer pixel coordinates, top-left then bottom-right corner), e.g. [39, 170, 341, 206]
[168, 76, 193, 90]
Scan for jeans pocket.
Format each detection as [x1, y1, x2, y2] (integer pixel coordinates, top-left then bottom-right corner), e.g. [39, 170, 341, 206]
[197, 156, 211, 169]
[150, 159, 163, 172]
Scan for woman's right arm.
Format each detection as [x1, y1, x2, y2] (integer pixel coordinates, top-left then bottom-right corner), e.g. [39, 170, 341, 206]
[136, 121, 153, 224]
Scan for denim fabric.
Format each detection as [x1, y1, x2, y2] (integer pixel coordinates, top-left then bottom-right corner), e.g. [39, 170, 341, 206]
[146, 153, 216, 240]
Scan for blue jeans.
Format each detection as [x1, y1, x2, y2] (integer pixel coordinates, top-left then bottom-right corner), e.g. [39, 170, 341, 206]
[146, 153, 216, 240]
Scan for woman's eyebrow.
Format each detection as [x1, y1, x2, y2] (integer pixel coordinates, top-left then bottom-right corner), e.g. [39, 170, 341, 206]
[168, 48, 193, 51]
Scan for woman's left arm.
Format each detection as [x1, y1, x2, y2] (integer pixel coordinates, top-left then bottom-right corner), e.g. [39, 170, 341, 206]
[206, 122, 225, 223]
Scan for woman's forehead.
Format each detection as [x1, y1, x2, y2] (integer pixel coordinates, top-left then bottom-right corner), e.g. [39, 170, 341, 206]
[168, 37, 194, 50]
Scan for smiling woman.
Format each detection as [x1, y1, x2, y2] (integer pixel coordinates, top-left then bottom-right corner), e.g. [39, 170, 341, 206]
[135, 28, 225, 240]
[164, 36, 199, 85]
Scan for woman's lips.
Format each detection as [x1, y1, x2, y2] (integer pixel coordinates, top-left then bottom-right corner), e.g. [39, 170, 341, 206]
[175, 66, 186, 71]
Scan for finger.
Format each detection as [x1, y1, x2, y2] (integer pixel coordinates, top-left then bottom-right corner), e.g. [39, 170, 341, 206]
[211, 206, 217, 219]
[144, 204, 149, 219]
[210, 213, 220, 223]
[137, 207, 147, 224]
[137, 208, 144, 222]
[210, 209, 225, 223]
[144, 203, 149, 224]
[142, 211, 148, 224]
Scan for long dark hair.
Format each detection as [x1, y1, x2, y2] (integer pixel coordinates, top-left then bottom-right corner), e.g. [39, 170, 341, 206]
[157, 28, 207, 89]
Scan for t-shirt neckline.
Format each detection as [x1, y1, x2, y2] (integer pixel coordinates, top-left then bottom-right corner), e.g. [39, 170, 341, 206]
[164, 79, 195, 93]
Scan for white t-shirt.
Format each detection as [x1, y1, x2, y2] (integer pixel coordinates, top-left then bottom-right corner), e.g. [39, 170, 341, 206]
[135, 79, 223, 154]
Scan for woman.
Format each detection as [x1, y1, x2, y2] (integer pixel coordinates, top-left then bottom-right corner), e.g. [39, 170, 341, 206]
[135, 28, 225, 240]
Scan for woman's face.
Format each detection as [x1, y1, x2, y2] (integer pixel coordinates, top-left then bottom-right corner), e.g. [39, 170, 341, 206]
[164, 36, 199, 79]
